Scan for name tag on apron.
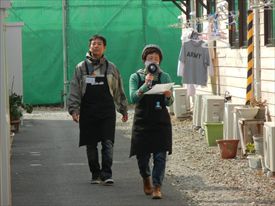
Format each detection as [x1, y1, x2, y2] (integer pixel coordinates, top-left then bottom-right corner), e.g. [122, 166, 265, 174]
[86, 75, 104, 86]
[86, 76, 95, 85]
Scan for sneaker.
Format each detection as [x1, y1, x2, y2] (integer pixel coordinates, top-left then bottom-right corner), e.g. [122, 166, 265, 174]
[90, 178, 101, 184]
[103, 178, 114, 186]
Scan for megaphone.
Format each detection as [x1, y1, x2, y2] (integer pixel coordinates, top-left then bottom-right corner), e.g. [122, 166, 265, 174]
[146, 63, 158, 74]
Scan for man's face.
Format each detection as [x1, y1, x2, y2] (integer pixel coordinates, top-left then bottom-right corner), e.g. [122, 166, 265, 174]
[89, 38, 106, 58]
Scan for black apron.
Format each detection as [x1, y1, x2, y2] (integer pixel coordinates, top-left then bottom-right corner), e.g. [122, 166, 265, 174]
[79, 60, 116, 147]
[130, 72, 172, 157]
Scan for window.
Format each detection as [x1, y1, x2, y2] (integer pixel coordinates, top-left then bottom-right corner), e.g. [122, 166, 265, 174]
[208, 0, 216, 14]
[195, 0, 216, 32]
[196, 0, 204, 32]
[228, 0, 247, 48]
[264, 3, 275, 46]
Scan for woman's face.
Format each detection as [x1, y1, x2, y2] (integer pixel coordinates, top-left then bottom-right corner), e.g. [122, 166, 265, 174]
[145, 52, 160, 64]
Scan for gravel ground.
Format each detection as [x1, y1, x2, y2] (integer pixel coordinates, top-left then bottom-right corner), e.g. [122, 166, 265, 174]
[24, 107, 275, 206]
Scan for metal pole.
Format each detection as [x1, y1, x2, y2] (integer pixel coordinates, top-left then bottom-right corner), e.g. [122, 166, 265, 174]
[0, 1, 12, 205]
[62, 0, 68, 109]
[254, 0, 261, 101]
[141, 0, 147, 44]
[246, 5, 254, 104]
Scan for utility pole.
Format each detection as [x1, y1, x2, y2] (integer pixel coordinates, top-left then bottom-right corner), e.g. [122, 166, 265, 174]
[246, 2, 254, 104]
[0, 0, 12, 205]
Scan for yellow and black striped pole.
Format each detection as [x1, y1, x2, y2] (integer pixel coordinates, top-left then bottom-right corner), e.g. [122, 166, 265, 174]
[246, 9, 254, 105]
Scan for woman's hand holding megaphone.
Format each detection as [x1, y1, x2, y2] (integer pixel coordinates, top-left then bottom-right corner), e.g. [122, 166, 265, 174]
[145, 73, 154, 88]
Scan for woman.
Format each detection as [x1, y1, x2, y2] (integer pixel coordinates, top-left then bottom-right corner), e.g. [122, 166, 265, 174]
[129, 44, 174, 199]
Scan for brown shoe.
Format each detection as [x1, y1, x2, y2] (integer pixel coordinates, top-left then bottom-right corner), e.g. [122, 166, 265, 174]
[143, 177, 153, 195]
[152, 186, 162, 199]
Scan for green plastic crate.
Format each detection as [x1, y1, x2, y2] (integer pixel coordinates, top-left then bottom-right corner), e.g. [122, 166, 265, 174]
[204, 122, 223, 146]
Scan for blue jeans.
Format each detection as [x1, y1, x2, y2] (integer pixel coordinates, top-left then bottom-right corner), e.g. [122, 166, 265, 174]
[86, 139, 113, 181]
[136, 152, 167, 187]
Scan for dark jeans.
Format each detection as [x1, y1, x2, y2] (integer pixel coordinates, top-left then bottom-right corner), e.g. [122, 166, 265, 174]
[86, 139, 113, 181]
[136, 152, 167, 187]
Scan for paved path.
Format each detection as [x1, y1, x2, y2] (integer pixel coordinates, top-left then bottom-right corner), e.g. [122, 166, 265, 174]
[11, 119, 186, 206]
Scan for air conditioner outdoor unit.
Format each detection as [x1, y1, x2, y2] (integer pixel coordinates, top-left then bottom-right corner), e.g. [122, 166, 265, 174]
[263, 122, 275, 172]
[192, 94, 211, 128]
[223, 103, 244, 140]
[168, 85, 181, 115]
[172, 87, 190, 118]
[201, 95, 224, 130]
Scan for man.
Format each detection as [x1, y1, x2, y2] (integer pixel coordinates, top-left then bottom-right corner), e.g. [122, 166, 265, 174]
[68, 34, 128, 185]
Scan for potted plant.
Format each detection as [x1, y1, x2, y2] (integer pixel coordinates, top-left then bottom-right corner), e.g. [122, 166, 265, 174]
[245, 142, 255, 154]
[250, 97, 267, 120]
[9, 92, 33, 132]
[216, 139, 239, 159]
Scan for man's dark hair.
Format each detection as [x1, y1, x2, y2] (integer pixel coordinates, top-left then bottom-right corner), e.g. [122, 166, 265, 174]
[89, 34, 107, 46]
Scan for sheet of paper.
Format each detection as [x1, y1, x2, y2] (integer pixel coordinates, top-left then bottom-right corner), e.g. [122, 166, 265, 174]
[144, 83, 175, 95]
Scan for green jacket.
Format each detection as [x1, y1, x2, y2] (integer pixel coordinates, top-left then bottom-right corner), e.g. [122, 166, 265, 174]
[129, 68, 174, 105]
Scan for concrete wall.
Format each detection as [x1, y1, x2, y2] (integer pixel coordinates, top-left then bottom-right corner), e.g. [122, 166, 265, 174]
[6, 22, 24, 96]
[0, 1, 12, 206]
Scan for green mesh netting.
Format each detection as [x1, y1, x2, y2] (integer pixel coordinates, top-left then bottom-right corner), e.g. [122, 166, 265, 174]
[7, 0, 182, 105]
